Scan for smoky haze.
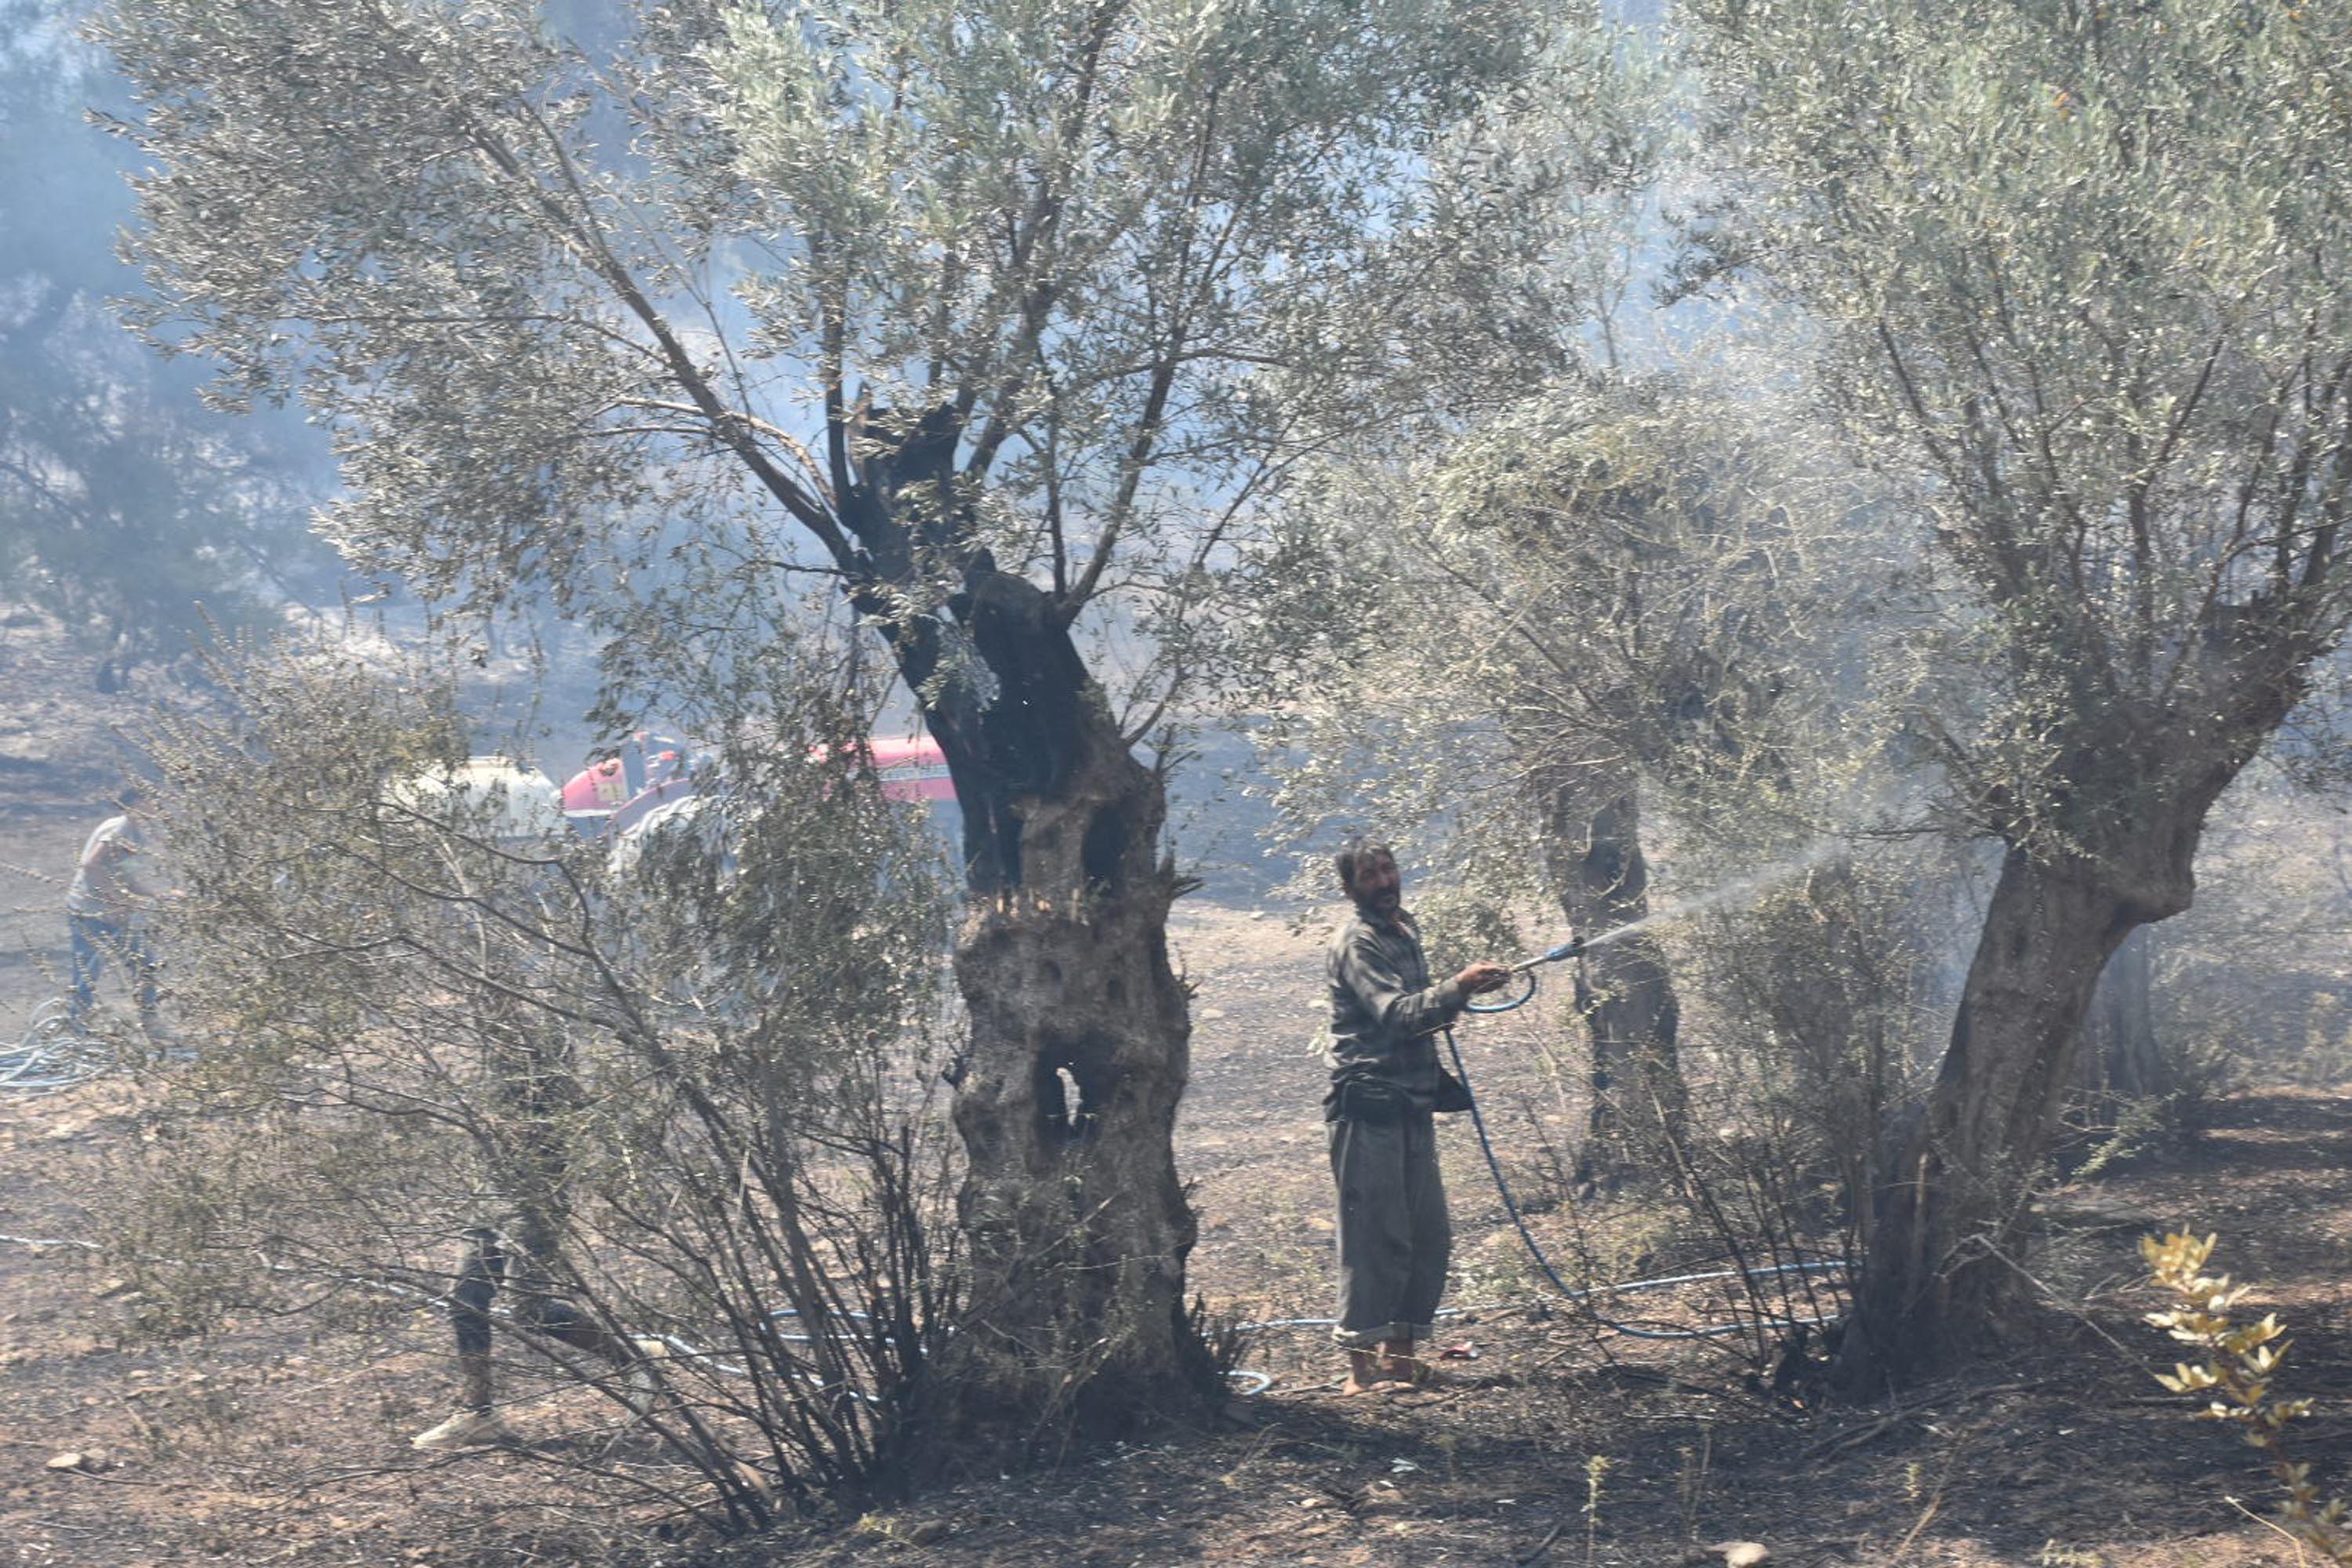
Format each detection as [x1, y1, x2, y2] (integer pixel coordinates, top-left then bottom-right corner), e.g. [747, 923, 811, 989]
[0, 0, 339, 675]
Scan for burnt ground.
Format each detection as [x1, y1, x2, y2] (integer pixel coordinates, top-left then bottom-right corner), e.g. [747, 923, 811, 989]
[3, 623, 2351, 1565]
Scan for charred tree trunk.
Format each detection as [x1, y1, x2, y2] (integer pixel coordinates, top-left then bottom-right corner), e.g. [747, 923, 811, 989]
[1539, 771, 1688, 1188]
[930, 584, 1210, 1446]
[837, 414, 1213, 1457]
[1833, 846, 2170, 1394]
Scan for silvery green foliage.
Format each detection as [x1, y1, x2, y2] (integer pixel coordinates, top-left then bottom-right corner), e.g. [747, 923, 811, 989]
[95, 0, 1608, 724]
[1242, 376, 1889, 903]
[1683, 0, 2352, 852]
[1157, 13, 1675, 721]
[1174, 19, 1903, 910]
[605, 737, 953, 1051]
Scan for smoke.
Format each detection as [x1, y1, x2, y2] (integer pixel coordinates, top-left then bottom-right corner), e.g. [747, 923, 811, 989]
[0, 1, 343, 660]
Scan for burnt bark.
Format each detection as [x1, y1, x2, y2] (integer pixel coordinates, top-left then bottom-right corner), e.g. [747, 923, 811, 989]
[943, 799, 1207, 1444]
[930, 604, 1212, 1448]
[838, 413, 1214, 1457]
[1538, 771, 1688, 1187]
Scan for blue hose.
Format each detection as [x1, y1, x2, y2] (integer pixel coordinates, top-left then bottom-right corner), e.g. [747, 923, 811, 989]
[1439, 1025, 1842, 1343]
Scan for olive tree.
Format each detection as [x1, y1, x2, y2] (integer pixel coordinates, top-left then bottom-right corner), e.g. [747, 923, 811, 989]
[1243, 376, 1884, 1181]
[95, 0, 1595, 1435]
[1686, 0, 2352, 1388]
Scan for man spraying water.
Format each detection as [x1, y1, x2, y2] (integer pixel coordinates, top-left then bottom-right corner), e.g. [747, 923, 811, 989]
[1322, 838, 1510, 1395]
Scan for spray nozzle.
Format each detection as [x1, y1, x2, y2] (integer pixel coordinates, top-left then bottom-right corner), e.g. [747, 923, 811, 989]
[1469, 937, 1581, 1014]
[1508, 937, 1584, 974]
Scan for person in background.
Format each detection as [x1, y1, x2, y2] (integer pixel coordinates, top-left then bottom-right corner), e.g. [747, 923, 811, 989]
[1323, 838, 1510, 1395]
[67, 783, 168, 1036]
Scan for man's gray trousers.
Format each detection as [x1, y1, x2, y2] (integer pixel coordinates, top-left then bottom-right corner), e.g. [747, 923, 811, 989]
[1327, 1108, 1450, 1348]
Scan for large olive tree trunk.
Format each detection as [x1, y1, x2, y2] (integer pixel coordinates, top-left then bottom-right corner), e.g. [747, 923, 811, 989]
[1834, 844, 2176, 1392]
[1538, 771, 1688, 1187]
[934, 578, 1208, 1442]
[837, 424, 1214, 1457]
[1831, 652, 2304, 1396]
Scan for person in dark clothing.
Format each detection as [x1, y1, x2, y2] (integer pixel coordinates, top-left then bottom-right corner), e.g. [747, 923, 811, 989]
[1323, 839, 1509, 1395]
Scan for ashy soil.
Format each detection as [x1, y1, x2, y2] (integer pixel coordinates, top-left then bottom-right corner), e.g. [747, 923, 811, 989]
[2, 623, 2348, 1566]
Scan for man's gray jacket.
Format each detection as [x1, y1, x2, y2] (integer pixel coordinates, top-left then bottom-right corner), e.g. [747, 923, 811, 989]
[1324, 906, 1468, 1112]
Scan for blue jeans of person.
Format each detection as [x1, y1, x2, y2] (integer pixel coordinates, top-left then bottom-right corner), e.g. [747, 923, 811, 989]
[69, 914, 158, 1027]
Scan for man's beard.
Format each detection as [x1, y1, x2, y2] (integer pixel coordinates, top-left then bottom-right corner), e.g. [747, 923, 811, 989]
[1355, 889, 1401, 920]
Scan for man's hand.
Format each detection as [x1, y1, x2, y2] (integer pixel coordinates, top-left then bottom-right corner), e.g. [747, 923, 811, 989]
[1453, 960, 1512, 996]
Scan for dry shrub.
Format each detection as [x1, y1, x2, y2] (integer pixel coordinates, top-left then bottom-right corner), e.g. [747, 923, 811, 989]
[107, 635, 963, 1533]
[1552, 843, 1956, 1374]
